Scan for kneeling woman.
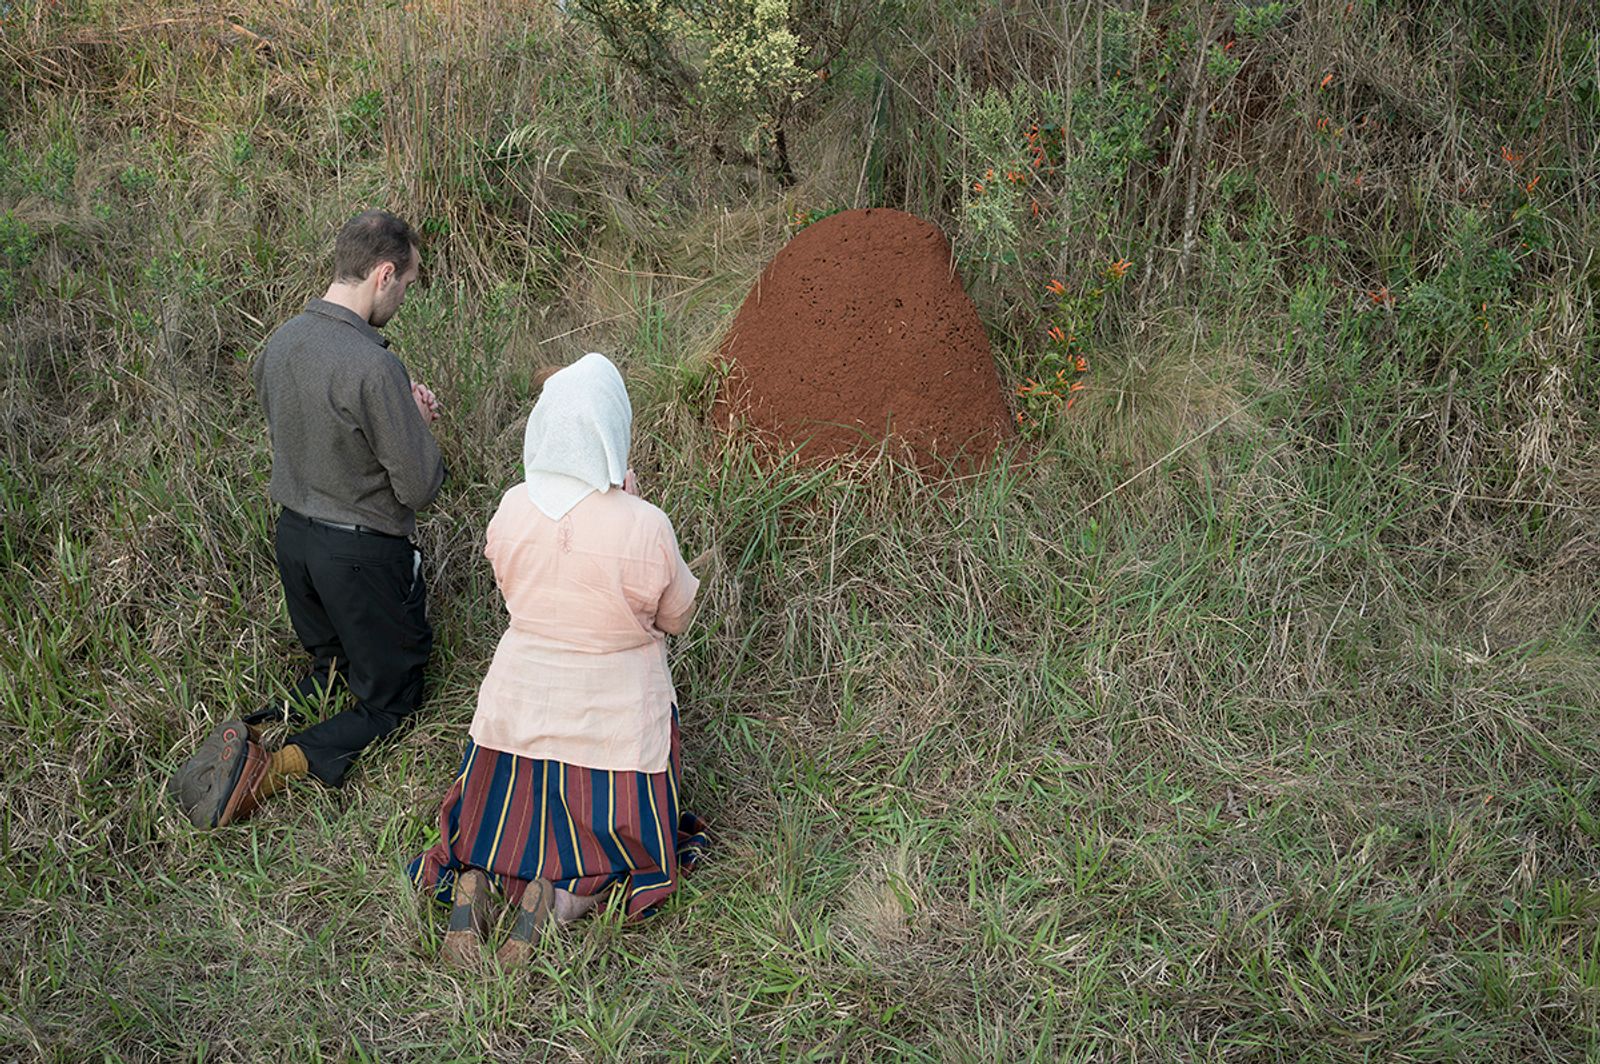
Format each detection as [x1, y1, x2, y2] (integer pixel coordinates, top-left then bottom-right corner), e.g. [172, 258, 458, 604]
[409, 353, 707, 966]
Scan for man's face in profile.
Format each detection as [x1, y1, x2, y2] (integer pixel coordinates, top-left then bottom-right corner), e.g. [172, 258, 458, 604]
[370, 246, 420, 327]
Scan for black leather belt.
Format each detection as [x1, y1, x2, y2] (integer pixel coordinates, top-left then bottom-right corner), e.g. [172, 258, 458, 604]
[286, 508, 407, 541]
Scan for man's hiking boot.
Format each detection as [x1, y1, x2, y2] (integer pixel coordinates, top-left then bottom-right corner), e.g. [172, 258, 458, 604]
[167, 719, 271, 828]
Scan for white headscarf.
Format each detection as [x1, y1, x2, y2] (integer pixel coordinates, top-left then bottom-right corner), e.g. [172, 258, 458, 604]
[522, 352, 632, 520]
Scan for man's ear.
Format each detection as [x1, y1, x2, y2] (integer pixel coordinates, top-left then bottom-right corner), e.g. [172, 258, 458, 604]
[371, 260, 396, 288]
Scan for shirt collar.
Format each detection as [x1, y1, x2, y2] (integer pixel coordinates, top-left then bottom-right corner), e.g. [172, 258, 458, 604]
[305, 298, 390, 348]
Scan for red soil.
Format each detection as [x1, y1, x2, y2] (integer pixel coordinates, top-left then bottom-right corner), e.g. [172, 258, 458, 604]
[716, 208, 1013, 469]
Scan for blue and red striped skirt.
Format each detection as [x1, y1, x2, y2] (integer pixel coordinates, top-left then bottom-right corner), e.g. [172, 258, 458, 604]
[408, 709, 708, 920]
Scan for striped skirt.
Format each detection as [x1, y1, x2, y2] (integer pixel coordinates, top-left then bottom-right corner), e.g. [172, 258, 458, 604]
[407, 710, 708, 921]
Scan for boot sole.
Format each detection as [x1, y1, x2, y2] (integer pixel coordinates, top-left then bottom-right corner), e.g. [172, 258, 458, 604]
[167, 720, 250, 829]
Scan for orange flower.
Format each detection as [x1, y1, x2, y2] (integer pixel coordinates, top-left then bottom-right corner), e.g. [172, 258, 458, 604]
[972, 181, 984, 193]
[1045, 278, 1066, 295]
[1065, 396, 1076, 411]
[1224, 39, 1235, 50]
[1047, 326, 1066, 342]
[1368, 286, 1393, 305]
[1075, 357, 1089, 372]
[1525, 175, 1541, 193]
[1031, 199, 1040, 216]
[1319, 73, 1334, 89]
[1070, 381, 1085, 392]
[1108, 258, 1132, 279]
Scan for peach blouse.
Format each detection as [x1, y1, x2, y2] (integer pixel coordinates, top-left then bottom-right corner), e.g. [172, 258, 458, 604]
[468, 484, 699, 773]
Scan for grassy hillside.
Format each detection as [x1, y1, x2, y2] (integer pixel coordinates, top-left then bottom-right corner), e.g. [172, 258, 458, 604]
[2, 0, 1598, 1059]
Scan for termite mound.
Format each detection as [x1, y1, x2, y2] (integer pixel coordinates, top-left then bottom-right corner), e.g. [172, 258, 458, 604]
[715, 208, 1012, 471]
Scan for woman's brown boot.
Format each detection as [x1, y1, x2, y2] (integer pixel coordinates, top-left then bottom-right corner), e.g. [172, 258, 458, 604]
[441, 869, 491, 969]
[494, 879, 553, 967]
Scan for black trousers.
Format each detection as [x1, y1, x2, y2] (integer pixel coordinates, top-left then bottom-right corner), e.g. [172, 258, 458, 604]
[273, 508, 433, 786]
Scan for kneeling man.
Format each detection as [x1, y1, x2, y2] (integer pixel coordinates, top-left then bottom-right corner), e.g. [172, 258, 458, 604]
[171, 209, 444, 827]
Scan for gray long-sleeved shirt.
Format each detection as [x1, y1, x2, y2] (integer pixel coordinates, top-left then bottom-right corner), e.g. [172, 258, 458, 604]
[253, 299, 445, 538]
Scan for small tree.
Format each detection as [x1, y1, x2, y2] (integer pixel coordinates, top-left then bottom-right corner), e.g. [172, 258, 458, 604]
[573, 0, 879, 183]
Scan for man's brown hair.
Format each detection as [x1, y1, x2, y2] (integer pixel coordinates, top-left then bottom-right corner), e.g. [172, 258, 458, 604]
[532, 365, 562, 394]
[332, 209, 417, 283]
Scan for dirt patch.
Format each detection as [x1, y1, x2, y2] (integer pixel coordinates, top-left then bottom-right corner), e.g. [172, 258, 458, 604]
[716, 208, 1013, 469]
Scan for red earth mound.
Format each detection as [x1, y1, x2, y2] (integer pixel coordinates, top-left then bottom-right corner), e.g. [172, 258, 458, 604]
[715, 208, 1013, 469]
